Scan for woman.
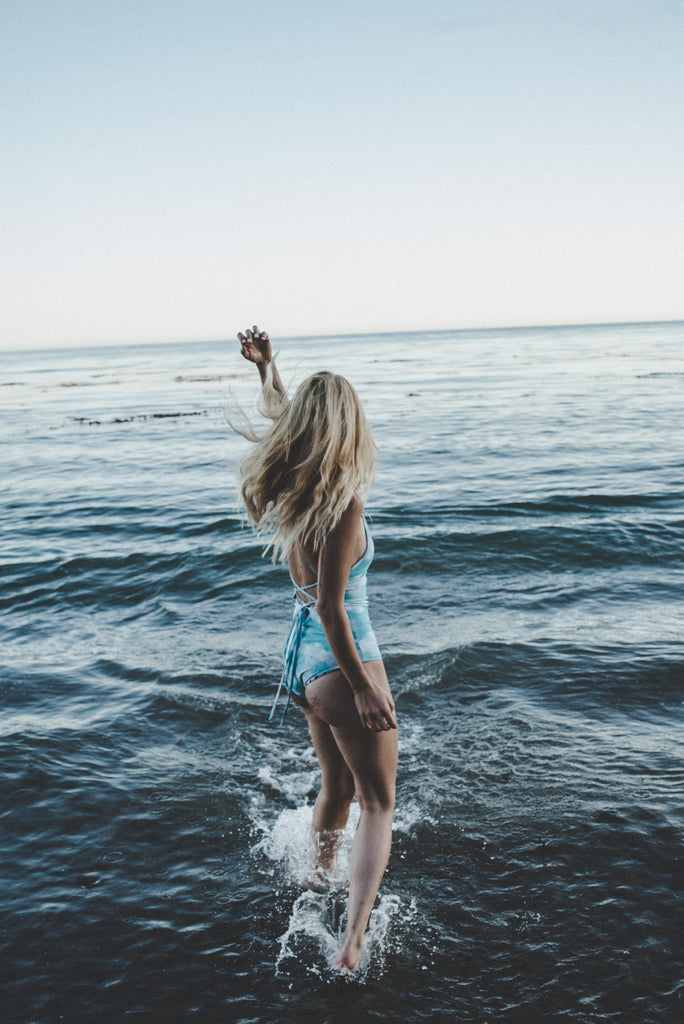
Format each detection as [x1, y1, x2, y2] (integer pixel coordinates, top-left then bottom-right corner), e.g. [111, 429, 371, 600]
[233, 325, 398, 971]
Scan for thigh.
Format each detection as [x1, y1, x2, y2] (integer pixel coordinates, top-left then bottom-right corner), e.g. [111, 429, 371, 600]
[301, 704, 355, 798]
[305, 662, 398, 805]
[305, 660, 391, 730]
[332, 718, 397, 810]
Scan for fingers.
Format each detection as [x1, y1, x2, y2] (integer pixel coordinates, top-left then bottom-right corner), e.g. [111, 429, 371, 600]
[365, 708, 397, 732]
[237, 326, 269, 363]
[252, 326, 269, 343]
[236, 326, 268, 339]
[383, 703, 398, 730]
[370, 718, 396, 732]
[355, 687, 397, 732]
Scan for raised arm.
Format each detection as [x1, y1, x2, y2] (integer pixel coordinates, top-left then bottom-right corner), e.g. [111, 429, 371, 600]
[237, 325, 286, 396]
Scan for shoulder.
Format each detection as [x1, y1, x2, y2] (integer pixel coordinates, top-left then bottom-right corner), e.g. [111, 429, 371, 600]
[323, 495, 366, 559]
[317, 495, 367, 589]
[343, 493, 364, 521]
[332, 494, 364, 535]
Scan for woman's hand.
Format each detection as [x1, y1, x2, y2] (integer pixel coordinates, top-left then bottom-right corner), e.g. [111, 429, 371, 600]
[353, 683, 397, 732]
[237, 324, 286, 393]
[238, 325, 272, 365]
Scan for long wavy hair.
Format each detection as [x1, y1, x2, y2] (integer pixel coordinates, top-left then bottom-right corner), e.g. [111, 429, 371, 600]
[230, 366, 376, 561]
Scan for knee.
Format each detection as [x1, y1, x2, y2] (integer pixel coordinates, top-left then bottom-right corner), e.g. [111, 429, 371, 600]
[320, 774, 355, 809]
[356, 785, 395, 816]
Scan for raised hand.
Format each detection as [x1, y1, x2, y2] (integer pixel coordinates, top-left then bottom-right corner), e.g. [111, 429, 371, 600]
[236, 324, 286, 396]
[238, 325, 272, 365]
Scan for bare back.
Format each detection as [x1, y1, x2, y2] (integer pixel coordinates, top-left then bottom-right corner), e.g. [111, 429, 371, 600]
[288, 517, 368, 601]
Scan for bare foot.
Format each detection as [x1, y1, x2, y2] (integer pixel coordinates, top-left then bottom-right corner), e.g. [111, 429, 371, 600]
[334, 933, 364, 971]
[301, 866, 331, 894]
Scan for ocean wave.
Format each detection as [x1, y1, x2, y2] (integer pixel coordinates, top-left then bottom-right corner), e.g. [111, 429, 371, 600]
[374, 519, 684, 572]
[386, 640, 684, 715]
[0, 546, 281, 613]
[377, 490, 684, 517]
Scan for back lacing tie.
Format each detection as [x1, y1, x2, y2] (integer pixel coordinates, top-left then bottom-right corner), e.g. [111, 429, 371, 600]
[269, 573, 317, 725]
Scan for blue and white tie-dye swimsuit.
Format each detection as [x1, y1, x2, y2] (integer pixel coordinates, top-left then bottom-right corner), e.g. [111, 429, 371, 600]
[269, 518, 382, 722]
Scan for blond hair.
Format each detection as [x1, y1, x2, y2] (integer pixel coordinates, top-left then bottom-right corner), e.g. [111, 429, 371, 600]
[230, 367, 376, 560]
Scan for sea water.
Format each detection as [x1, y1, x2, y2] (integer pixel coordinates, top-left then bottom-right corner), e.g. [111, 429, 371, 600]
[1, 322, 683, 1022]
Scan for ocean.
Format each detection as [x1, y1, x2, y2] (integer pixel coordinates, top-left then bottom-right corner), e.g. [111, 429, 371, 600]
[1, 322, 683, 1023]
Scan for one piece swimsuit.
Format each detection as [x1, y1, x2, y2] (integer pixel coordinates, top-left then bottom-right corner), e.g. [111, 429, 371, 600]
[269, 518, 382, 723]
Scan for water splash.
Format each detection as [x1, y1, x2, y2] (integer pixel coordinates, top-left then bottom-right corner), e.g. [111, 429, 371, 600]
[274, 889, 342, 977]
[250, 796, 422, 979]
[251, 801, 357, 888]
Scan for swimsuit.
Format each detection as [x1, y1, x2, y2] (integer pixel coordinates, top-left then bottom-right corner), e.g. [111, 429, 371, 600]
[269, 519, 382, 723]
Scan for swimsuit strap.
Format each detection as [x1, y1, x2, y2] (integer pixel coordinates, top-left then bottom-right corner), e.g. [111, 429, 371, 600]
[269, 599, 308, 723]
[297, 518, 369, 581]
[298, 542, 318, 577]
[292, 578, 317, 608]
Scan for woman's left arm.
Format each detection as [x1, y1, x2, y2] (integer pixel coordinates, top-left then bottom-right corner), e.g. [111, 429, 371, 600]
[316, 499, 397, 731]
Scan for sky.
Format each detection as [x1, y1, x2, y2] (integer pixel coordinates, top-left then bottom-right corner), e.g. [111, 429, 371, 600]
[1, 0, 683, 350]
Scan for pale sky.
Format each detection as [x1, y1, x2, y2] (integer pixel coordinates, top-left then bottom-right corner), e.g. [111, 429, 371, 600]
[1, 0, 683, 350]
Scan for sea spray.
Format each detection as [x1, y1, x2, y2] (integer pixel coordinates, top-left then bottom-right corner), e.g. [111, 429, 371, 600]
[273, 889, 415, 982]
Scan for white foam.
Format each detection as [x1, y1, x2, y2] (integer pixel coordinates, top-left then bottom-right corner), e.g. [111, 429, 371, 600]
[392, 798, 435, 835]
[248, 727, 426, 977]
[275, 889, 341, 976]
[252, 736, 320, 804]
[397, 718, 426, 755]
[274, 888, 418, 982]
[251, 800, 358, 888]
[250, 796, 422, 978]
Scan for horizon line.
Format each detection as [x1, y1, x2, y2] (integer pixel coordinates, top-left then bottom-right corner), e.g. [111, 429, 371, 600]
[3, 316, 682, 355]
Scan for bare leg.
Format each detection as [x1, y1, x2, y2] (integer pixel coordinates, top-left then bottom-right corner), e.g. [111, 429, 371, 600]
[331, 726, 396, 968]
[300, 703, 355, 878]
[305, 661, 397, 969]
